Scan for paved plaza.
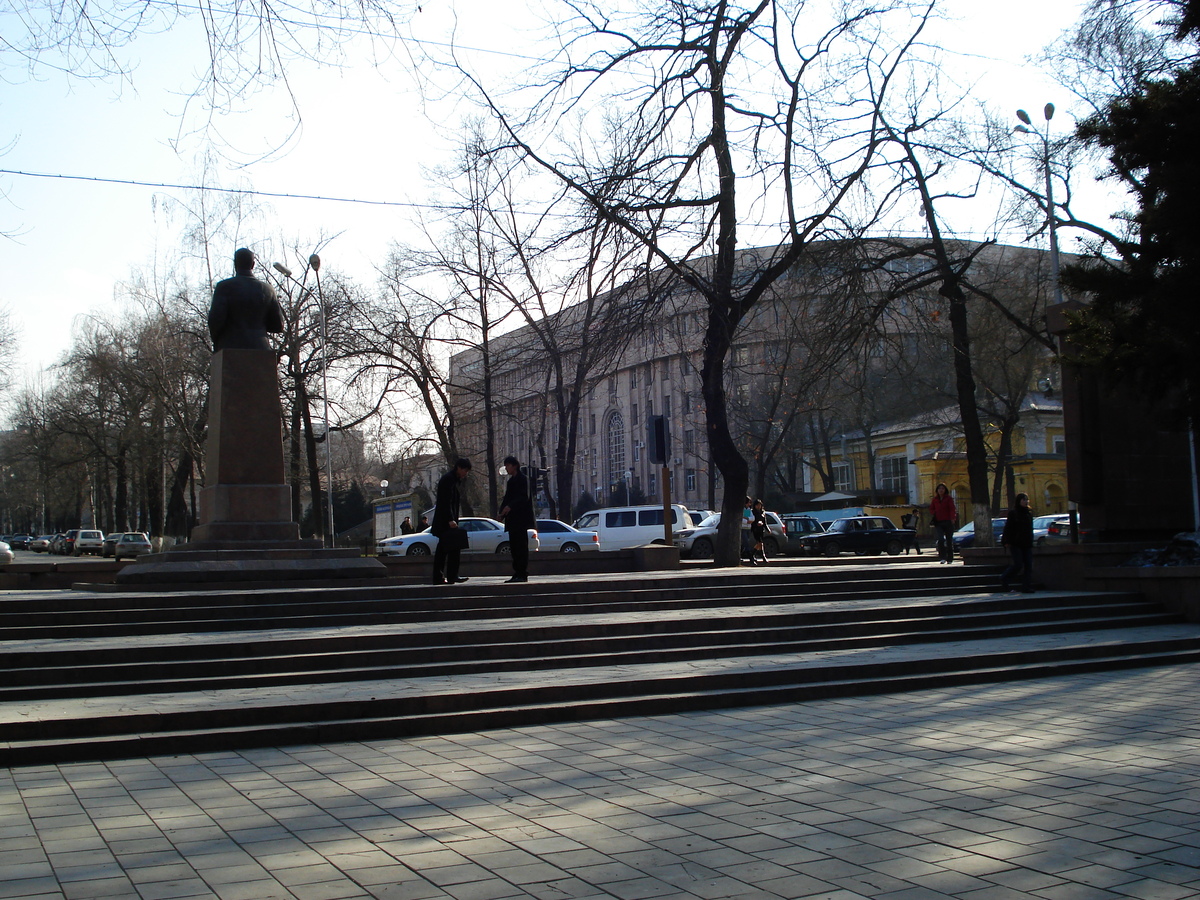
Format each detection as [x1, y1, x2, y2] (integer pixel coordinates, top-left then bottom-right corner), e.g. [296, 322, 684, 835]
[3, 663, 1199, 900]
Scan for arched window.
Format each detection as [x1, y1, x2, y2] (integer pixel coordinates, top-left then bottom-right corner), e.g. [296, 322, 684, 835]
[606, 411, 627, 490]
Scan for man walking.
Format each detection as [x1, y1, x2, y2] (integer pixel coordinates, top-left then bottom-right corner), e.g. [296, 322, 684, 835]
[431, 458, 472, 585]
[499, 456, 535, 583]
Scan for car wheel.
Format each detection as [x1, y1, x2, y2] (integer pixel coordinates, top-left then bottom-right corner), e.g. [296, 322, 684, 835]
[822, 542, 841, 558]
[561, 542, 580, 553]
[496, 542, 510, 554]
[886, 540, 903, 556]
[691, 537, 714, 559]
[763, 537, 779, 557]
[406, 544, 431, 557]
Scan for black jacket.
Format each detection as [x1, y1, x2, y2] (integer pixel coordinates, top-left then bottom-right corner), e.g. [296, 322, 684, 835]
[501, 471, 535, 532]
[1002, 506, 1034, 550]
[431, 470, 462, 537]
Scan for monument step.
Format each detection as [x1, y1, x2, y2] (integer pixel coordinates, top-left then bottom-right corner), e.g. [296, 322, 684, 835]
[2, 626, 1199, 766]
[0, 595, 1167, 698]
[2, 566, 1196, 766]
[0, 567, 1061, 640]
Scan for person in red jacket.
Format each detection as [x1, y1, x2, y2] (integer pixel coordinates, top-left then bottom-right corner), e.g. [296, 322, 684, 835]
[929, 482, 958, 564]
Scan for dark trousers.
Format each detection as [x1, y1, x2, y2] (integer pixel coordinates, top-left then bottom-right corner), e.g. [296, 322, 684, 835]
[508, 528, 529, 578]
[934, 522, 954, 561]
[1001, 545, 1033, 590]
[432, 542, 462, 584]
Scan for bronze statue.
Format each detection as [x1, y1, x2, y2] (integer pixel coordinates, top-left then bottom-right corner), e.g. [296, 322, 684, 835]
[208, 248, 285, 352]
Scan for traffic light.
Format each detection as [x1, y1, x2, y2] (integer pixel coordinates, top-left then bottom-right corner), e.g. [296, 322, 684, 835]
[648, 415, 669, 465]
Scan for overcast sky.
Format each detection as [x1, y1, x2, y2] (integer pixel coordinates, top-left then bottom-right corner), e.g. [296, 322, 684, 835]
[0, 0, 1093, 393]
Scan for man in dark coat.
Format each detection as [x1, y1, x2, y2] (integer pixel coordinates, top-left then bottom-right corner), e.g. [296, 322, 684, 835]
[208, 248, 285, 352]
[430, 458, 472, 585]
[499, 456, 535, 583]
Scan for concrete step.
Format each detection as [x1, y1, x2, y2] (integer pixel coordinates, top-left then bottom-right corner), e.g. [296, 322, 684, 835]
[1, 565, 1197, 766]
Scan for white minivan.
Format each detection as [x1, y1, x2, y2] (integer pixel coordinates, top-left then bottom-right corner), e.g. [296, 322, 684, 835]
[572, 504, 692, 551]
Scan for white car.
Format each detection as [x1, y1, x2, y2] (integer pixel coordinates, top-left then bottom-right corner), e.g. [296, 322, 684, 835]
[678, 511, 786, 558]
[377, 517, 539, 557]
[114, 532, 153, 560]
[0, 540, 12, 566]
[534, 519, 600, 552]
[72, 529, 105, 556]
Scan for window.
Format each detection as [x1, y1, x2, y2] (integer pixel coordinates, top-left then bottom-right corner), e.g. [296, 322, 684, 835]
[682, 392, 691, 414]
[649, 472, 657, 494]
[879, 456, 909, 496]
[606, 411, 627, 488]
[589, 414, 596, 436]
[832, 462, 854, 493]
[663, 395, 671, 417]
[631, 369, 639, 389]
[631, 403, 638, 426]
[646, 362, 654, 384]
[633, 442, 641, 462]
[605, 510, 636, 527]
[1053, 438, 1066, 455]
[686, 468, 696, 491]
[638, 509, 665, 526]
[684, 429, 695, 454]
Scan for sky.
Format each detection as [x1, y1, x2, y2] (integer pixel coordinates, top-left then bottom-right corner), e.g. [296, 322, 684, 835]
[0, 0, 1095, 395]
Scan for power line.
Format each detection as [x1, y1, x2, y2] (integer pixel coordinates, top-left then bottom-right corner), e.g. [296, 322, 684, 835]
[0, 168, 464, 210]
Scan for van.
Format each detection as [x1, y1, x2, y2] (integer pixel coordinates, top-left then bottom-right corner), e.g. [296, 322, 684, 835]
[572, 504, 692, 551]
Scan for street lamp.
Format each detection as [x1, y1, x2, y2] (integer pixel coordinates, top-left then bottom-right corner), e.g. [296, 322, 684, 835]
[1015, 103, 1063, 305]
[273, 255, 336, 548]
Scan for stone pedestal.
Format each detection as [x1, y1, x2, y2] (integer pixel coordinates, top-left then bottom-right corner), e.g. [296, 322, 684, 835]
[115, 349, 387, 587]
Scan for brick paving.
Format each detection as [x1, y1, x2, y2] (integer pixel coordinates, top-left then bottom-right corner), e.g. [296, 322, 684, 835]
[3, 663, 1200, 899]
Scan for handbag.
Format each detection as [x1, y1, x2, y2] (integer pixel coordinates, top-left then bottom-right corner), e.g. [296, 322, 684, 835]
[446, 527, 470, 551]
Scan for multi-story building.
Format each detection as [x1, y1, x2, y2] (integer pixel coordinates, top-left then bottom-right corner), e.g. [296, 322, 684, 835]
[449, 240, 1065, 518]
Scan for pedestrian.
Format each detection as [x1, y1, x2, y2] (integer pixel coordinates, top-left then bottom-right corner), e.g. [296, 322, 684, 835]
[750, 499, 769, 565]
[900, 508, 922, 555]
[400, 517, 414, 535]
[929, 482, 957, 564]
[1000, 492, 1035, 592]
[419, 514, 429, 530]
[431, 458, 472, 585]
[499, 455, 534, 583]
[740, 496, 754, 561]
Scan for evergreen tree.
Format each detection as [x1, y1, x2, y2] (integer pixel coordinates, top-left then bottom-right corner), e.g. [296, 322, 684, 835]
[1063, 0, 1200, 423]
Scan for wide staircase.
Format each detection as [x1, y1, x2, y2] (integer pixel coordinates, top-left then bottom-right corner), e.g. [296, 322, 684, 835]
[2, 562, 1199, 766]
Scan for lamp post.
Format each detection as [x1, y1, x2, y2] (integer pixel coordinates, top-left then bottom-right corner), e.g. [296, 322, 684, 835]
[273, 256, 336, 548]
[1015, 103, 1063, 305]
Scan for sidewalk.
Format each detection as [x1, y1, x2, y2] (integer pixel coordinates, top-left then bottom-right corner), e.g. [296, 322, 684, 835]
[3, 663, 1199, 900]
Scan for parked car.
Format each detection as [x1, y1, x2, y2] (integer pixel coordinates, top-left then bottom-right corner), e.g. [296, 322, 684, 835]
[101, 533, 122, 557]
[377, 517, 539, 557]
[29, 534, 54, 553]
[48, 533, 67, 554]
[686, 509, 716, 527]
[4, 534, 33, 550]
[781, 515, 825, 555]
[1043, 516, 1099, 544]
[1033, 514, 1071, 546]
[72, 529, 105, 556]
[534, 519, 600, 552]
[572, 504, 692, 551]
[0, 540, 12, 566]
[59, 529, 80, 555]
[114, 532, 153, 560]
[795, 516, 917, 557]
[677, 511, 787, 559]
[952, 519, 1007, 549]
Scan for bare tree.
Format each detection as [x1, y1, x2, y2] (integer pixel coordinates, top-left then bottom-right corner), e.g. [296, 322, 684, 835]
[446, 0, 932, 565]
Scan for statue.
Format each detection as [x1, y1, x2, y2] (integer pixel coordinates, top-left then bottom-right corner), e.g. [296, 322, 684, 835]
[208, 248, 285, 352]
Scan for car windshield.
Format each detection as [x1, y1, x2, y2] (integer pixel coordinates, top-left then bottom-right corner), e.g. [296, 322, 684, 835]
[1034, 515, 1063, 527]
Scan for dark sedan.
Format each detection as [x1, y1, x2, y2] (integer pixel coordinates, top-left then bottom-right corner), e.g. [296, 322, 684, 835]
[795, 516, 917, 557]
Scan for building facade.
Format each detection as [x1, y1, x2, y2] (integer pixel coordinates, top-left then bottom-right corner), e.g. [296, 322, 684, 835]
[449, 240, 1066, 519]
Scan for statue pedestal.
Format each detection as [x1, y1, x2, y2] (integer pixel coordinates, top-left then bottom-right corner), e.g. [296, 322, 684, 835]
[115, 349, 387, 587]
